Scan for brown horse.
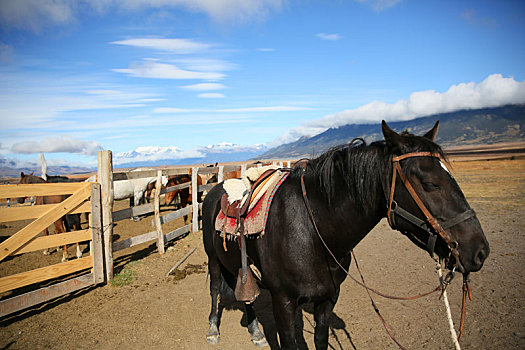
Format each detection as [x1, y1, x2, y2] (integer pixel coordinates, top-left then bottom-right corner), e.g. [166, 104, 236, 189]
[18, 173, 82, 261]
[164, 174, 203, 223]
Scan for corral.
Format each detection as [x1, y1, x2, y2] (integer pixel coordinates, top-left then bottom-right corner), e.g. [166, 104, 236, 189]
[0, 151, 524, 349]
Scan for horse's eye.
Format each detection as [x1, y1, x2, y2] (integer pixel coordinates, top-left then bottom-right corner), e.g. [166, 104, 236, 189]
[422, 181, 439, 191]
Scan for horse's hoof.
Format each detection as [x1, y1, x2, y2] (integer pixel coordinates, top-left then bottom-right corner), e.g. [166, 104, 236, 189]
[43, 250, 50, 256]
[206, 334, 220, 345]
[251, 335, 268, 347]
[62, 257, 69, 263]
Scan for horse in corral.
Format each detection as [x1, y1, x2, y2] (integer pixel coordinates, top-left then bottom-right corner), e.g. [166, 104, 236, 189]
[164, 174, 203, 223]
[86, 175, 168, 221]
[44, 174, 85, 258]
[18, 173, 83, 261]
[202, 121, 490, 349]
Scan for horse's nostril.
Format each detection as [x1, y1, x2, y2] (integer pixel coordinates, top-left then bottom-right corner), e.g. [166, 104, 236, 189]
[475, 246, 489, 266]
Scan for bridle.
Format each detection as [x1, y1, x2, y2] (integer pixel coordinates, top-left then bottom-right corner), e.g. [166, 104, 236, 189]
[386, 152, 476, 271]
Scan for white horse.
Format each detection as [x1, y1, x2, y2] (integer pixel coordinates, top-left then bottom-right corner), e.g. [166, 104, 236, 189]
[86, 175, 168, 220]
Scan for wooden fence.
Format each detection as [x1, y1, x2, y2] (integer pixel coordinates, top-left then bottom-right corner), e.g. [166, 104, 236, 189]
[0, 150, 292, 317]
[0, 182, 104, 318]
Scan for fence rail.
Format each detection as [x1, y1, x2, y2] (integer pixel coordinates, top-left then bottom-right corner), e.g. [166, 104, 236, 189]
[0, 182, 104, 318]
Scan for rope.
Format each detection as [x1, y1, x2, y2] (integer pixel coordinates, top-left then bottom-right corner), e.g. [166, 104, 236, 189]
[436, 260, 461, 350]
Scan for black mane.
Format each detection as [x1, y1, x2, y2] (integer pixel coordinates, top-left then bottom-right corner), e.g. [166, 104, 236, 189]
[303, 131, 446, 210]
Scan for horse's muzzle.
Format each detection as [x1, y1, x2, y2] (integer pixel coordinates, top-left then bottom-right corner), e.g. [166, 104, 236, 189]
[470, 243, 490, 272]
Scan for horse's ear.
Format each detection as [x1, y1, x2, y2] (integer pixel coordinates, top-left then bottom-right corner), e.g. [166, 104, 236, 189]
[423, 121, 439, 141]
[382, 120, 406, 151]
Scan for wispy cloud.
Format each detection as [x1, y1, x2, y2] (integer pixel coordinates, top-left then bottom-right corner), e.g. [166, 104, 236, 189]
[0, 0, 285, 33]
[275, 74, 525, 145]
[11, 135, 104, 156]
[110, 38, 213, 54]
[0, 73, 162, 130]
[256, 48, 275, 52]
[175, 58, 237, 72]
[153, 106, 313, 113]
[180, 83, 227, 91]
[198, 93, 226, 99]
[316, 33, 341, 41]
[112, 59, 225, 80]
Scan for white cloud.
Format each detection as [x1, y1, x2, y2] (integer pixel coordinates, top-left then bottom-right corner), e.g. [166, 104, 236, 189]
[110, 38, 213, 54]
[0, 0, 77, 32]
[0, 0, 285, 33]
[174, 58, 237, 72]
[275, 74, 525, 145]
[198, 93, 226, 99]
[153, 105, 313, 113]
[316, 33, 341, 41]
[11, 135, 104, 156]
[0, 71, 164, 130]
[113, 60, 225, 80]
[180, 83, 227, 91]
[85, 89, 122, 95]
[256, 48, 275, 52]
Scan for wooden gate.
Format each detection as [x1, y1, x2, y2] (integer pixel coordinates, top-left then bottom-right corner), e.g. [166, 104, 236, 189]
[0, 182, 104, 317]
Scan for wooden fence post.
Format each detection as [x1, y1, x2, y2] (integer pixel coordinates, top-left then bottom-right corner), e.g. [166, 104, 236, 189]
[40, 154, 47, 180]
[90, 183, 105, 284]
[192, 167, 199, 232]
[98, 150, 114, 281]
[241, 164, 247, 177]
[218, 166, 224, 183]
[154, 170, 165, 254]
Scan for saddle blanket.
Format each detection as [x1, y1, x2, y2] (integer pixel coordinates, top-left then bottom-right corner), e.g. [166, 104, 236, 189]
[215, 170, 290, 237]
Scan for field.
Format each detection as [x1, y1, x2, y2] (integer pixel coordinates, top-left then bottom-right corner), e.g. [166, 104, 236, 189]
[1, 157, 524, 349]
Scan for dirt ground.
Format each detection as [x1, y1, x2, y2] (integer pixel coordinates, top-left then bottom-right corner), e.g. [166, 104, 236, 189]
[1, 158, 524, 349]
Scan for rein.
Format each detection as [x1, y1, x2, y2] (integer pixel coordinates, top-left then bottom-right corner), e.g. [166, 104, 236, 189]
[299, 157, 472, 348]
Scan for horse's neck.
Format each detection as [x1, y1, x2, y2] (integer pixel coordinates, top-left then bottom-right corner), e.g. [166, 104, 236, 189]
[304, 153, 388, 254]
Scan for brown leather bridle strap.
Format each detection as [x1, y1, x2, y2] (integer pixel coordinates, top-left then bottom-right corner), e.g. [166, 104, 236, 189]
[387, 152, 461, 264]
[393, 161, 457, 248]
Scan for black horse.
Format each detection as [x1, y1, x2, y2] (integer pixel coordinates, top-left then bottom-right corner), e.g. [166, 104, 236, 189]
[202, 121, 490, 349]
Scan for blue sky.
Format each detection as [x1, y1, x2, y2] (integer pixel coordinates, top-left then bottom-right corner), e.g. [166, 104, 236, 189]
[1, 0, 524, 169]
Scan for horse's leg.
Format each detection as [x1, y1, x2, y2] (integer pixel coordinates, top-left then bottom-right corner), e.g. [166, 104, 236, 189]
[181, 194, 189, 224]
[245, 303, 268, 347]
[132, 194, 141, 221]
[272, 293, 297, 349]
[53, 219, 68, 262]
[206, 256, 222, 344]
[73, 214, 83, 259]
[313, 299, 335, 350]
[42, 227, 50, 255]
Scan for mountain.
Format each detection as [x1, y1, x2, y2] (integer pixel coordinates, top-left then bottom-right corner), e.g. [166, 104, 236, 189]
[0, 165, 93, 180]
[259, 104, 525, 159]
[114, 143, 268, 168]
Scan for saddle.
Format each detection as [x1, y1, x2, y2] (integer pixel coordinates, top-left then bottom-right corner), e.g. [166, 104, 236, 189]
[220, 168, 278, 220]
[217, 166, 291, 303]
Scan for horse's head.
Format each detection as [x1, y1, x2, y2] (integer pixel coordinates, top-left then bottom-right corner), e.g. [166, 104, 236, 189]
[17, 172, 39, 203]
[381, 121, 489, 276]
